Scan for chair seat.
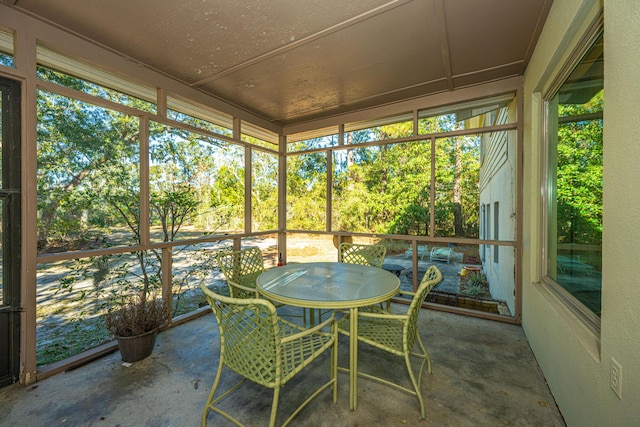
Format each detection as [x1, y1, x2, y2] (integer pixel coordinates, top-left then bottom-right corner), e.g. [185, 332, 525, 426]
[338, 314, 406, 356]
[229, 316, 335, 388]
[278, 318, 336, 384]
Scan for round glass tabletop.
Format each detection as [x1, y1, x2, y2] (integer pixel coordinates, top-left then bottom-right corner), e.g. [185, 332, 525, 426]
[257, 261, 400, 309]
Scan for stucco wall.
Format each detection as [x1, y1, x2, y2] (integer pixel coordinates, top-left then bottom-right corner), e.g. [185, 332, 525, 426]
[522, 0, 640, 425]
[479, 127, 517, 314]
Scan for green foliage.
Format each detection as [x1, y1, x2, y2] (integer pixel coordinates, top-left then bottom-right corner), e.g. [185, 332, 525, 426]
[150, 186, 199, 242]
[251, 150, 279, 231]
[460, 272, 490, 298]
[328, 121, 480, 237]
[36, 70, 486, 244]
[462, 284, 488, 297]
[149, 122, 240, 235]
[287, 152, 327, 230]
[556, 90, 603, 245]
[36, 88, 141, 248]
[466, 272, 488, 287]
[37, 68, 243, 251]
[35, 69, 244, 363]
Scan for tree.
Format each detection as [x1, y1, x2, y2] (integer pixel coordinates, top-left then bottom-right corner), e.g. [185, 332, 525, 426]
[251, 150, 279, 231]
[556, 90, 603, 245]
[37, 83, 141, 250]
[286, 151, 327, 230]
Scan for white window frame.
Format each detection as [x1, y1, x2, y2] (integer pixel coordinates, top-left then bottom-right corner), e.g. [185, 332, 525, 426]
[540, 19, 603, 335]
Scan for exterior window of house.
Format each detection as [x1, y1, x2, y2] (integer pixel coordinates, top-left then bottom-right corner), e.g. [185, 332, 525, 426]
[485, 203, 491, 261]
[544, 31, 603, 326]
[494, 201, 499, 262]
[480, 204, 485, 261]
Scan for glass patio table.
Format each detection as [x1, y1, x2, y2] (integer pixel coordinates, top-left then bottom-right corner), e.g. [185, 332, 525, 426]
[256, 261, 400, 411]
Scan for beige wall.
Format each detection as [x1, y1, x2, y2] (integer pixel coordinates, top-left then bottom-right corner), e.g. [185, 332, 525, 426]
[522, 0, 640, 425]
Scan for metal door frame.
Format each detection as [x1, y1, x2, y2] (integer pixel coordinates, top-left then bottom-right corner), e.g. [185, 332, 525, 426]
[0, 76, 21, 388]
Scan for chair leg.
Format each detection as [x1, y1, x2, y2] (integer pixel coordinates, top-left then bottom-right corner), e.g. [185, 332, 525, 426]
[415, 334, 431, 375]
[269, 388, 281, 427]
[202, 357, 225, 427]
[404, 353, 427, 419]
[202, 357, 249, 426]
[331, 321, 338, 403]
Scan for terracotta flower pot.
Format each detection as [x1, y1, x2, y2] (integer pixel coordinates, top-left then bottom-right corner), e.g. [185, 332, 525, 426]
[465, 265, 481, 274]
[332, 234, 353, 249]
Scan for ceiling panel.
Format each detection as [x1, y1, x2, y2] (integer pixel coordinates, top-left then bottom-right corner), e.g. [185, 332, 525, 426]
[202, 0, 444, 123]
[10, 0, 552, 127]
[444, 0, 549, 76]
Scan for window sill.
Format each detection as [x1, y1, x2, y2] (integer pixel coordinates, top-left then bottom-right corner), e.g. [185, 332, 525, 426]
[535, 278, 601, 362]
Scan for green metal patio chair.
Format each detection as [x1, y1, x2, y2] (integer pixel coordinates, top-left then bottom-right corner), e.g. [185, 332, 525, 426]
[339, 242, 391, 312]
[217, 247, 308, 323]
[199, 283, 338, 427]
[338, 242, 387, 268]
[337, 265, 442, 419]
[216, 247, 264, 299]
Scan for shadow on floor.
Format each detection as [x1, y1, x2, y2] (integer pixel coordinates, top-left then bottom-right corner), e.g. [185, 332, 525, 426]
[0, 306, 565, 426]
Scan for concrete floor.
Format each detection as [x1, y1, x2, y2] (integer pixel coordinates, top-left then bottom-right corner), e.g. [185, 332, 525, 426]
[0, 306, 565, 427]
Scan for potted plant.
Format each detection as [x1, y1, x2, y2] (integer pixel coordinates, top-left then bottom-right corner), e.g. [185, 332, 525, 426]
[99, 187, 197, 362]
[460, 271, 490, 298]
[106, 290, 169, 363]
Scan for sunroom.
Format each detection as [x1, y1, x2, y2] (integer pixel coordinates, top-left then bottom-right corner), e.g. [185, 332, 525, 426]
[1, 1, 638, 426]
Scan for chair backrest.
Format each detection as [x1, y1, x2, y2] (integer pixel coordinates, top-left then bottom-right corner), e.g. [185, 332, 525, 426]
[339, 242, 387, 268]
[405, 265, 442, 349]
[216, 247, 265, 297]
[200, 283, 281, 387]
